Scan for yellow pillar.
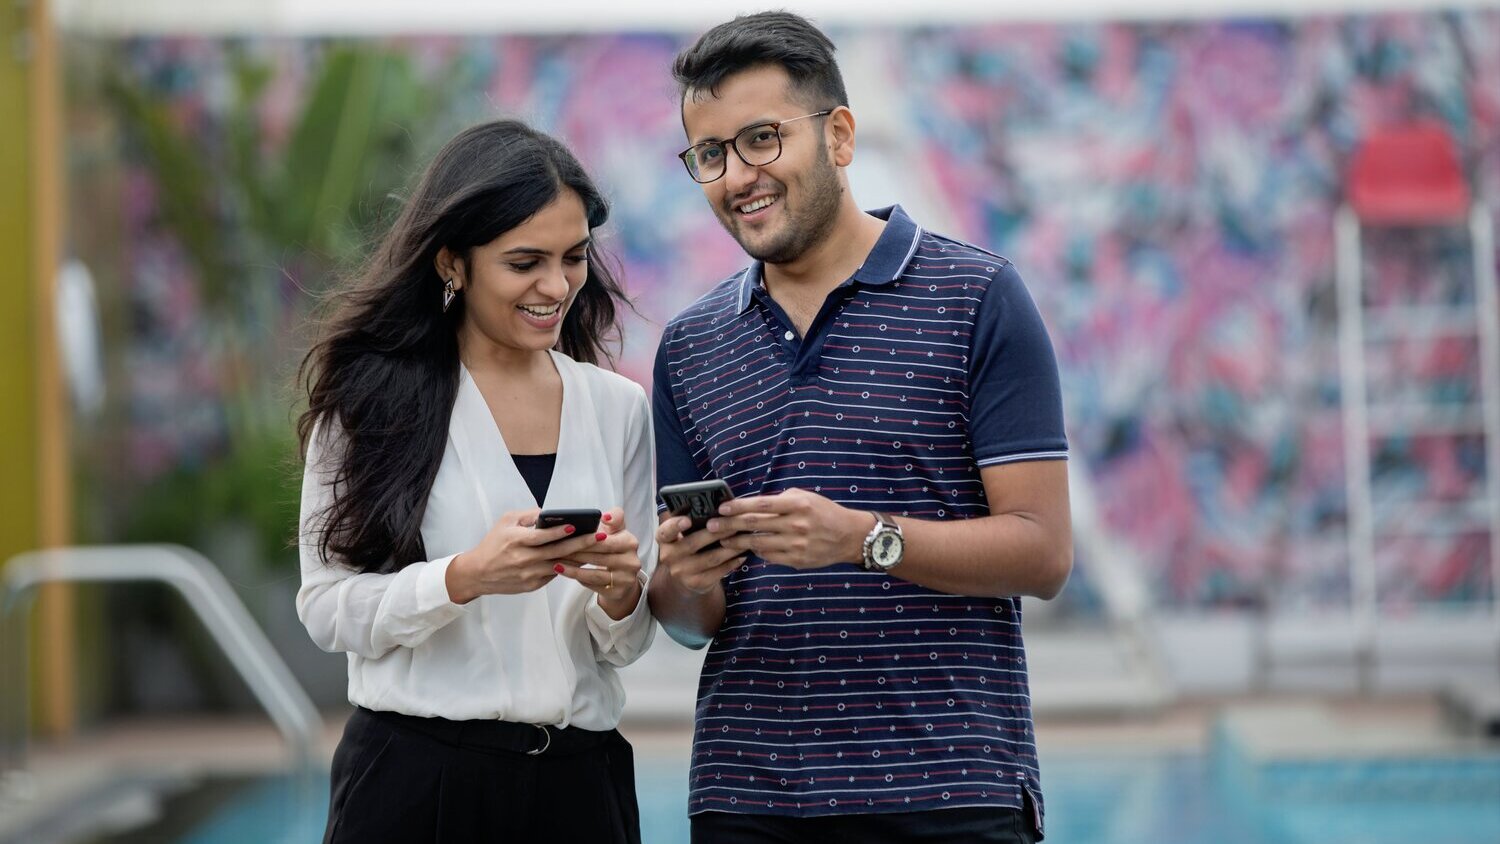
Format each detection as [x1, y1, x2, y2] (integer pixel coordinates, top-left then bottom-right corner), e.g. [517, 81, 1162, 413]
[32, 0, 73, 738]
[0, 0, 73, 736]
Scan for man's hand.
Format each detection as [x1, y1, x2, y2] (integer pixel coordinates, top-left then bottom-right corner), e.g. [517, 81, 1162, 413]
[655, 514, 745, 594]
[710, 488, 875, 570]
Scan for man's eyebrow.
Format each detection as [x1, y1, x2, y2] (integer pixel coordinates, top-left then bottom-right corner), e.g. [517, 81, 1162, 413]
[690, 118, 776, 147]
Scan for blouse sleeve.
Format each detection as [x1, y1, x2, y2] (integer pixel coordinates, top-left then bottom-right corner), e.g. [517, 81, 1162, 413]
[584, 385, 658, 666]
[295, 423, 468, 660]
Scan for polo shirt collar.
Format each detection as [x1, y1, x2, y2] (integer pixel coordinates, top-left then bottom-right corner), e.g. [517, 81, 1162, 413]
[735, 204, 921, 314]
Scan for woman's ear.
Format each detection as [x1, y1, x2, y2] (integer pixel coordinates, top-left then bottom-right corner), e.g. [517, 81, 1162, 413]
[434, 247, 464, 291]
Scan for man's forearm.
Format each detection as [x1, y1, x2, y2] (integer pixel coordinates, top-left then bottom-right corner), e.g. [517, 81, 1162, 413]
[886, 511, 1072, 599]
[647, 567, 726, 649]
[713, 473, 1071, 600]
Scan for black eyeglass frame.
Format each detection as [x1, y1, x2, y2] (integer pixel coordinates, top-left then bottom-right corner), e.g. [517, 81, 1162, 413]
[677, 110, 834, 184]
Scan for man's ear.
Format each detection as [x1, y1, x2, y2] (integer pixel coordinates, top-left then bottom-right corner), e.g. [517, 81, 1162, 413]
[828, 106, 856, 168]
[434, 247, 465, 291]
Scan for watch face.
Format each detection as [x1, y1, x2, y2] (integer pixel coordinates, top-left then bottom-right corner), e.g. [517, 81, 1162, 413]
[873, 531, 903, 567]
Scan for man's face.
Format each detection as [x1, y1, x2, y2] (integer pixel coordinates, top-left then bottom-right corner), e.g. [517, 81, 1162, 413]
[681, 65, 842, 265]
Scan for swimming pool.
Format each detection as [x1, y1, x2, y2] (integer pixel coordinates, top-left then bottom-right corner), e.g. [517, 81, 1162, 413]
[92, 750, 1500, 843]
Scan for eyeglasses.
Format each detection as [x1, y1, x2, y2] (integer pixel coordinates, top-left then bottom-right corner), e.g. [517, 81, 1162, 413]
[677, 111, 833, 184]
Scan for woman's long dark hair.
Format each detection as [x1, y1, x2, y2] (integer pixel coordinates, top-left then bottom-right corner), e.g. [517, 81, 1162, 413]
[297, 119, 629, 573]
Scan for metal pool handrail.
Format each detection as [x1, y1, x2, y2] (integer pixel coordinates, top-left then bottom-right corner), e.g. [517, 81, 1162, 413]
[1, 544, 321, 774]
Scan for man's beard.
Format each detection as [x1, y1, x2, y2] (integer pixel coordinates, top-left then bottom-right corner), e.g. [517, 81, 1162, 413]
[723, 146, 842, 265]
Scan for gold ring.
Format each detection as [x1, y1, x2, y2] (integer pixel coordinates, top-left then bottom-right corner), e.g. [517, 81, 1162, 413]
[608, 572, 614, 591]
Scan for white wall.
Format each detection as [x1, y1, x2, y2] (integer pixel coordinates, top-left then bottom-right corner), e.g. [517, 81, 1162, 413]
[54, 0, 1500, 35]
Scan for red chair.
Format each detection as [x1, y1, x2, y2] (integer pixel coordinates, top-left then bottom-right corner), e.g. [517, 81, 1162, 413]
[1347, 120, 1470, 225]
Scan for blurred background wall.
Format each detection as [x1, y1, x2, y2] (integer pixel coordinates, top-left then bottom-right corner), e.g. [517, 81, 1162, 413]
[23, 0, 1500, 717]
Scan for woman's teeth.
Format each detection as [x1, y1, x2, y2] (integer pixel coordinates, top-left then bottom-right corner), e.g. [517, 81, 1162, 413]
[518, 304, 561, 317]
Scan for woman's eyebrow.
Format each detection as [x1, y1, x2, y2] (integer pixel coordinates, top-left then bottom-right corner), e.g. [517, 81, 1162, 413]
[502, 237, 591, 256]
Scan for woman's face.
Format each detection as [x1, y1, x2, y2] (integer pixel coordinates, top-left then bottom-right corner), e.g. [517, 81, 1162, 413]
[450, 189, 592, 360]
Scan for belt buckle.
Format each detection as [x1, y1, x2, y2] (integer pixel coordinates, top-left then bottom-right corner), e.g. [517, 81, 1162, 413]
[526, 724, 551, 756]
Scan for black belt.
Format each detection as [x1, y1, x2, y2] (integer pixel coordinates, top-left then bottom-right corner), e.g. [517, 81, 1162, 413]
[362, 707, 615, 758]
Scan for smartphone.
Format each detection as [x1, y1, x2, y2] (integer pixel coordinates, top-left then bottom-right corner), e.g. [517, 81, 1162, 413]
[659, 479, 734, 532]
[535, 508, 602, 541]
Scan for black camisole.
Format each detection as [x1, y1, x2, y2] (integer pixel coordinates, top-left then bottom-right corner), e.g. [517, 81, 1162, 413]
[510, 453, 557, 507]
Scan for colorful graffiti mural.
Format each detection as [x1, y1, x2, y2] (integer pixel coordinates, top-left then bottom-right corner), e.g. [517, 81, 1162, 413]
[68, 11, 1500, 609]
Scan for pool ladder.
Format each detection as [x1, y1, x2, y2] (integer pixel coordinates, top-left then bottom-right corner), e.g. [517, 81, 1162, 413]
[0, 544, 322, 816]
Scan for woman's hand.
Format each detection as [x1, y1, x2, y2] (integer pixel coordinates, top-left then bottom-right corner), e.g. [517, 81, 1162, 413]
[555, 507, 643, 620]
[445, 508, 608, 604]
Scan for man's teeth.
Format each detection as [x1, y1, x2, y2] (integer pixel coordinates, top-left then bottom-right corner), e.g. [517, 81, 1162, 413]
[738, 196, 778, 214]
[519, 304, 561, 317]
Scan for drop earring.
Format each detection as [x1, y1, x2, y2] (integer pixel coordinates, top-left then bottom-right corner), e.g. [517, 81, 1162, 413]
[442, 277, 457, 312]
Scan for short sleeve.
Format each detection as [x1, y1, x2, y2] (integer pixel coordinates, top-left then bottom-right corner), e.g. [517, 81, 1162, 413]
[652, 330, 708, 500]
[966, 262, 1069, 467]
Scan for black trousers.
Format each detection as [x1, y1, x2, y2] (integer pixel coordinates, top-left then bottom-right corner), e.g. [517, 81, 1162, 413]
[691, 806, 1038, 844]
[323, 707, 640, 843]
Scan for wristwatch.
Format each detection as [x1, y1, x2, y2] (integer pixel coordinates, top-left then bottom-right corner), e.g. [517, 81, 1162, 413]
[860, 513, 905, 573]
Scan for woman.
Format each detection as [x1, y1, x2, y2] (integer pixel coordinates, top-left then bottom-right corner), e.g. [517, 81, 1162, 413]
[296, 119, 654, 843]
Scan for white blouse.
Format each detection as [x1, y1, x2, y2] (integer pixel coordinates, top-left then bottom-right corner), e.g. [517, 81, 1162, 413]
[296, 351, 657, 730]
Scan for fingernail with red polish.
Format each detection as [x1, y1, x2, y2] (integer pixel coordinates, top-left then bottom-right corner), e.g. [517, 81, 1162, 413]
[602, 513, 612, 522]
[595, 532, 607, 542]
[554, 564, 565, 574]
[564, 525, 576, 534]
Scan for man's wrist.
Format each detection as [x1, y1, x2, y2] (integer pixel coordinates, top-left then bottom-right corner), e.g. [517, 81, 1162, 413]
[650, 564, 727, 648]
[672, 561, 726, 597]
[846, 509, 879, 564]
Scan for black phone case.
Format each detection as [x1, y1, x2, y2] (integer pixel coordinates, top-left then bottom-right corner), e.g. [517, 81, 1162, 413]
[535, 509, 601, 538]
[659, 481, 733, 531]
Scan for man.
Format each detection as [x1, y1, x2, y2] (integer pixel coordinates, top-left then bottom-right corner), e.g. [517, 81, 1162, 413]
[649, 12, 1072, 843]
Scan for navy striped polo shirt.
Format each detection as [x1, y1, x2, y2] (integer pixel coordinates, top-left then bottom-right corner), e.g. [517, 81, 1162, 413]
[652, 205, 1067, 831]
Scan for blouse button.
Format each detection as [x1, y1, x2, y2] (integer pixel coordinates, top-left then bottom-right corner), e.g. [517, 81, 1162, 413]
[783, 330, 794, 341]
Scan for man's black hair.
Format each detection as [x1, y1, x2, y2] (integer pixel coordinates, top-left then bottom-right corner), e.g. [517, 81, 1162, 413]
[672, 11, 848, 109]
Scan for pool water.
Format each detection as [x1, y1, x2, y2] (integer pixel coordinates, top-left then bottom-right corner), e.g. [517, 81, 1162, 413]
[99, 752, 1500, 843]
